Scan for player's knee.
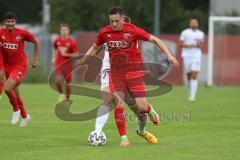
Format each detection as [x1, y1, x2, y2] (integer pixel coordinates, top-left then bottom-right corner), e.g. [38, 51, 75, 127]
[102, 97, 114, 106]
[0, 76, 4, 82]
[190, 71, 198, 79]
[112, 92, 125, 107]
[4, 85, 12, 92]
[113, 96, 124, 107]
[190, 75, 197, 80]
[125, 98, 136, 107]
[0, 73, 4, 82]
[55, 76, 64, 84]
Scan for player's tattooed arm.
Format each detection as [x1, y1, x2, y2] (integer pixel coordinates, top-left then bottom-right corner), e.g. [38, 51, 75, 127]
[77, 43, 101, 65]
[61, 52, 79, 58]
[149, 35, 179, 66]
[31, 39, 40, 68]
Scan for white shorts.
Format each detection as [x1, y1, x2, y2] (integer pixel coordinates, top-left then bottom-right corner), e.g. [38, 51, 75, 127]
[100, 70, 110, 90]
[183, 57, 201, 73]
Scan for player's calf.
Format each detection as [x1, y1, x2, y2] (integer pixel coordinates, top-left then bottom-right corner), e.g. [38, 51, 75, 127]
[114, 107, 129, 145]
[135, 98, 160, 126]
[146, 103, 160, 126]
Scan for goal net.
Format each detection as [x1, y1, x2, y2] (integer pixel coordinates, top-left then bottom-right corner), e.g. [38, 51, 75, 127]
[208, 16, 240, 86]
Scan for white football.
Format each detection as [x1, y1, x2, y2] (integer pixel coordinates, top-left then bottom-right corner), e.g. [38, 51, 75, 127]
[88, 131, 106, 146]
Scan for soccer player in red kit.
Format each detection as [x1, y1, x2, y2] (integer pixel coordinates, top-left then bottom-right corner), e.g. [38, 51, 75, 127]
[0, 46, 4, 100]
[0, 12, 39, 127]
[0, 24, 5, 100]
[94, 16, 159, 147]
[52, 24, 79, 102]
[78, 7, 178, 146]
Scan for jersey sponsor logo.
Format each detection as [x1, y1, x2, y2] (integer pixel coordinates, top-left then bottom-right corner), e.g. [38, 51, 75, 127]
[107, 40, 132, 50]
[1, 43, 18, 49]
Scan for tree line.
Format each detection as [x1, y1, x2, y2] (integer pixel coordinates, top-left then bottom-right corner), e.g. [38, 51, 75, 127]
[0, 0, 209, 34]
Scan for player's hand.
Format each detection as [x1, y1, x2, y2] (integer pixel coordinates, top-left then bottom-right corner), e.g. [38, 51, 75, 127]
[195, 43, 202, 48]
[31, 58, 38, 68]
[167, 55, 179, 66]
[76, 55, 87, 68]
[61, 52, 69, 57]
[51, 58, 55, 64]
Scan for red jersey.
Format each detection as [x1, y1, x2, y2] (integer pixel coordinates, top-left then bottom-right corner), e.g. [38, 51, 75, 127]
[53, 36, 78, 67]
[0, 47, 3, 70]
[95, 22, 150, 72]
[0, 27, 36, 67]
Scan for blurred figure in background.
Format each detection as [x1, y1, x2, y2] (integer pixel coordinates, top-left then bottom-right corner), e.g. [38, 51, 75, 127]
[52, 24, 79, 102]
[0, 23, 5, 100]
[180, 19, 205, 102]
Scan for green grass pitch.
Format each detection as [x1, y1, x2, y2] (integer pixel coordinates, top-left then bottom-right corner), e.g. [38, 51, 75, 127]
[0, 84, 239, 160]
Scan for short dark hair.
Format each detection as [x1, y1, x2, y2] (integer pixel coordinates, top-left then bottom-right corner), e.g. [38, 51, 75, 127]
[124, 16, 131, 23]
[60, 23, 70, 29]
[3, 12, 17, 20]
[109, 7, 124, 15]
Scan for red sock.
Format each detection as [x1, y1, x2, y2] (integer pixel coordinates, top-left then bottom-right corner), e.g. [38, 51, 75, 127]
[66, 84, 71, 101]
[0, 82, 4, 95]
[56, 83, 62, 94]
[16, 96, 27, 118]
[5, 90, 19, 112]
[146, 103, 152, 113]
[114, 107, 126, 136]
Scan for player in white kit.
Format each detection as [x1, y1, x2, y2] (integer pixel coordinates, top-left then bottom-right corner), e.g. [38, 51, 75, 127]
[180, 19, 205, 102]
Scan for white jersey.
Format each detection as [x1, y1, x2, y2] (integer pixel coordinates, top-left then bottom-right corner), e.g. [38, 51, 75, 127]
[101, 43, 110, 72]
[180, 28, 204, 58]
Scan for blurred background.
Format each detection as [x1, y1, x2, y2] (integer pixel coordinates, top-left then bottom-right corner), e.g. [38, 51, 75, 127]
[0, 0, 239, 86]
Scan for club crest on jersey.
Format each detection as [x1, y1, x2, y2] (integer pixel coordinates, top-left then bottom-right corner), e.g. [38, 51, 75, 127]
[1, 36, 5, 40]
[107, 34, 111, 37]
[16, 72, 23, 80]
[16, 36, 22, 41]
[66, 42, 70, 47]
[124, 33, 130, 39]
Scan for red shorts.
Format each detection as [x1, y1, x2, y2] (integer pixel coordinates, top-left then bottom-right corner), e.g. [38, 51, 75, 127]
[55, 64, 73, 83]
[4, 64, 27, 85]
[109, 70, 146, 98]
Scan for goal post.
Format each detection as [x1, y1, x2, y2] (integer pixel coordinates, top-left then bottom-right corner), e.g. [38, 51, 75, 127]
[207, 16, 240, 86]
